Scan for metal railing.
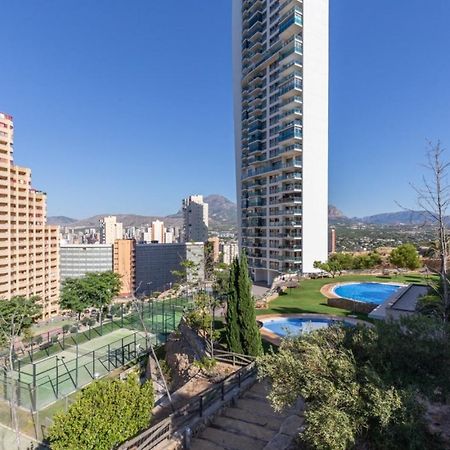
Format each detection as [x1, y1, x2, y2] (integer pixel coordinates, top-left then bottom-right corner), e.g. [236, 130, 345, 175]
[118, 349, 257, 450]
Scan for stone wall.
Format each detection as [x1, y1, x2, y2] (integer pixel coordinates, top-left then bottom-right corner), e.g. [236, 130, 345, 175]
[327, 297, 376, 314]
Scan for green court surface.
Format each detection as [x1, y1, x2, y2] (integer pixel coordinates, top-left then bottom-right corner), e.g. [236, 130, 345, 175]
[15, 328, 152, 410]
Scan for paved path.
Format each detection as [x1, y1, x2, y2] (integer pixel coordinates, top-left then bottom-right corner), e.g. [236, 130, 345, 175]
[191, 380, 304, 450]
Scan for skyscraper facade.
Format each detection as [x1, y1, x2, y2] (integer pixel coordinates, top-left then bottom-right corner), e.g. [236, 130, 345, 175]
[0, 113, 59, 317]
[233, 0, 329, 285]
[113, 239, 136, 297]
[99, 216, 123, 245]
[182, 195, 209, 242]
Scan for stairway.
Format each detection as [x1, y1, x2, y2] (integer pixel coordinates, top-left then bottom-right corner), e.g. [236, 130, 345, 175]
[190, 380, 304, 450]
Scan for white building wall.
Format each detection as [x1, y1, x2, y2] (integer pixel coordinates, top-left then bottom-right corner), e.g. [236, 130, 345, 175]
[301, 0, 329, 272]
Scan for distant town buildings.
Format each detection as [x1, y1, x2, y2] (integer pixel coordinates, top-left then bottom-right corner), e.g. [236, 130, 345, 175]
[234, 0, 329, 284]
[329, 227, 336, 254]
[222, 241, 239, 265]
[135, 242, 205, 295]
[60, 244, 113, 282]
[113, 239, 136, 297]
[0, 113, 59, 318]
[182, 195, 209, 243]
[208, 237, 220, 263]
[99, 216, 123, 245]
[150, 220, 164, 243]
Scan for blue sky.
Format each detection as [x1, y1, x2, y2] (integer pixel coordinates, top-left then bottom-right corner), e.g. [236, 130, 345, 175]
[2, 1, 450, 218]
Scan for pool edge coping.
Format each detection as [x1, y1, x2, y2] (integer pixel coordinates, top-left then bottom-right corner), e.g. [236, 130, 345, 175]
[320, 281, 408, 304]
[258, 313, 369, 346]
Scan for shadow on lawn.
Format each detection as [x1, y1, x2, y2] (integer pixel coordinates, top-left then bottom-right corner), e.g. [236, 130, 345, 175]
[270, 303, 335, 315]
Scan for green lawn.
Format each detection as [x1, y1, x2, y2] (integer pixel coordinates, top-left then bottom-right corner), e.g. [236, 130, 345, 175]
[255, 273, 431, 319]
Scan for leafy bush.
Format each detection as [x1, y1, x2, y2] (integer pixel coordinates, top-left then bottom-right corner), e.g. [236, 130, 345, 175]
[69, 325, 78, 334]
[51, 334, 59, 344]
[48, 374, 154, 450]
[258, 316, 450, 449]
[33, 335, 43, 345]
[62, 324, 71, 334]
[193, 357, 217, 372]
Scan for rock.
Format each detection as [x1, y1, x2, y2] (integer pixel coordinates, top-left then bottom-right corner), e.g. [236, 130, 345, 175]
[263, 432, 294, 450]
[279, 415, 305, 437]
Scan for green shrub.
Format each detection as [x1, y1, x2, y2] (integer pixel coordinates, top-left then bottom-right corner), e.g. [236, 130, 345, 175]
[48, 374, 154, 450]
[62, 324, 71, 334]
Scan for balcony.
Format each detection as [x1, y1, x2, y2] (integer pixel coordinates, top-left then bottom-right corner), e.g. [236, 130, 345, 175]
[279, 10, 303, 39]
[278, 126, 303, 144]
[279, 0, 303, 18]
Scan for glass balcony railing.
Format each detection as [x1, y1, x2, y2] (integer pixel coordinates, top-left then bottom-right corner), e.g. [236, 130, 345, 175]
[278, 126, 303, 143]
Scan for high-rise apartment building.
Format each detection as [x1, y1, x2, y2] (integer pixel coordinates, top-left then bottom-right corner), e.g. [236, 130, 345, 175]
[99, 216, 123, 245]
[182, 195, 209, 242]
[0, 113, 59, 317]
[151, 220, 165, 243]
[60, 244, 113, 281]
[233, 0, 329, 285]
[113, 239, 135, 297]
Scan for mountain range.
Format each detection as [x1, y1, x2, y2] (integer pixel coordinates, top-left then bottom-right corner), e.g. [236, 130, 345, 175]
[47, 198, 438, 230]
[48, 195, 238, 231]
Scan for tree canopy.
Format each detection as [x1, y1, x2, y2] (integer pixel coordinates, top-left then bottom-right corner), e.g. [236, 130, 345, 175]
[258, 316, 450, 449]
[389, 244, 421, 271]
[60, 272, 122, 319]
[48, 374, 154, 450]
[0, 296, 41, 350]
[314, 252, 383, 277]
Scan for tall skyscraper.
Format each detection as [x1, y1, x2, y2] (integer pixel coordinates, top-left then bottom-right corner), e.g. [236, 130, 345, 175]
[182, 195, 209, 242]
[99, 215, 123, 245]
[0, 112, 59, 318]
[233, 0, 329, 285]
[151, 220, 165, 243]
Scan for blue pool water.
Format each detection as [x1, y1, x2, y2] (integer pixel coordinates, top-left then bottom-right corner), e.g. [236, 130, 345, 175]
[261, 317, 346, 337]
[333, 283, 402, 305]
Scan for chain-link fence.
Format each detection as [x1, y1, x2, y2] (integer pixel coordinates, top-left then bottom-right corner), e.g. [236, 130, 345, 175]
[0, 297, 192, 444]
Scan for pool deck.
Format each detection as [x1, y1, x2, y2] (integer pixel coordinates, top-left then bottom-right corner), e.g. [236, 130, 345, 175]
[258, 313, 368, 346]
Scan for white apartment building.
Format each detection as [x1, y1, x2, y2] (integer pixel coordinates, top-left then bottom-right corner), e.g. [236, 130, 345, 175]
[233, 0, 329, 285]
[151, 220, 164, 243]
[222, 241, 239, 265]
[99, 216, 123, 245]
[182, 195, 209, 243]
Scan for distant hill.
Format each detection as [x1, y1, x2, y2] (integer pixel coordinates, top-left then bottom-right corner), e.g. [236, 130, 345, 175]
[55, 194, 238, 231]
[47, 216, 78, 226]
[328, 205, 345, 219]
[52, 199, 439, 230]
[360, 210, 437, 225]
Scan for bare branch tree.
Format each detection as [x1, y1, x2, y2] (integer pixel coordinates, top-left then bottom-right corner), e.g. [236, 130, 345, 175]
[0, 296, 41, 449]
[410, 141, 450, 320]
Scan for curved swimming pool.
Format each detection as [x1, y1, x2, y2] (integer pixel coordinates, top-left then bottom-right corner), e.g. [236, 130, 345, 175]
[260, 317, 350, 338]
[333, 282, 402, 305]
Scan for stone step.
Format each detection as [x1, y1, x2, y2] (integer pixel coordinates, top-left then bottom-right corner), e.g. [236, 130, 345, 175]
[243, 389, 270, 402]
[190, 437, 227, 450]
[235, 398, 287, 420]
[200, 427, 267, 450]
[212, 415, 274, 442]
[222, 407, 283, 431]
[247, 380, 271, 396]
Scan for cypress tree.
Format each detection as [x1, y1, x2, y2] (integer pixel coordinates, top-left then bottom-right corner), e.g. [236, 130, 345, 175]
[236, 252, 263, 357]
[225, 257, 242, 353]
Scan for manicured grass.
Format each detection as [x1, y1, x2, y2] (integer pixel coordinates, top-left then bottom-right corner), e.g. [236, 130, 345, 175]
[255, 273, 432, 319]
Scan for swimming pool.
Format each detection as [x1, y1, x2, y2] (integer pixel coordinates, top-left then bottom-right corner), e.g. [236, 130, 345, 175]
[260, 317, 349, 338]
[333, 282, 403, 305]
